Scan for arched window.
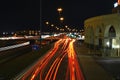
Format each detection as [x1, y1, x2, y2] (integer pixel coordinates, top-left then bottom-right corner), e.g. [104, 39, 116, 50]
[99, 28, 102, 33]
[108, 26, 116, 49]
[99, 28, 102, 48]
[109, 26, 116, 37]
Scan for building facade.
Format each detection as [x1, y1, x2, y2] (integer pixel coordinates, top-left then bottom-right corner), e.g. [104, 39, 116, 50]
[84, 13, 120, 57]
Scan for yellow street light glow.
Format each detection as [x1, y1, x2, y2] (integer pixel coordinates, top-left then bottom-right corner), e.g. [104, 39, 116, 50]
[57, 8, 63, 12]
[60, 17, 64, 21]
[51, 24, 54, 27]
[45, 21, 49, 25]
[65, 26, 68, 28]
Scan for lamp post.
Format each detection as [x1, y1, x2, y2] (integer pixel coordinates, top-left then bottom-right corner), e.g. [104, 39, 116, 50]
[45, 21, 50, 33]
[57, 8, 64, 33]
[40, 0, 42, 48]
[57, 8, 63, 22]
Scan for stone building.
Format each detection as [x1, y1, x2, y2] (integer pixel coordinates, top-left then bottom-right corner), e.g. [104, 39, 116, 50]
[84, 2, 120, 57]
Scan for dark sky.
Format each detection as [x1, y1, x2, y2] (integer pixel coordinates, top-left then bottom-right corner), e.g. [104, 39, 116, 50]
[0, 0, 117, 32]
[42, 0, 117, 31]
[0, 0, 40, 32]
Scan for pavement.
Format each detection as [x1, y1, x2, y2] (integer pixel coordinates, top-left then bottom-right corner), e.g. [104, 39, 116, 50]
[74, 40, 114, 80]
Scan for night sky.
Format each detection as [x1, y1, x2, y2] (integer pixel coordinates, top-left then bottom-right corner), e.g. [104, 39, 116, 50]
[42, 0, 117, 31]
[0, 0, 117, 32]
[0, 0, 40, 32]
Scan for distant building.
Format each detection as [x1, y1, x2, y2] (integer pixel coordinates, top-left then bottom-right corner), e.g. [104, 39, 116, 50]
[15, 30, 40, 36]
[84, 2, 120, 57]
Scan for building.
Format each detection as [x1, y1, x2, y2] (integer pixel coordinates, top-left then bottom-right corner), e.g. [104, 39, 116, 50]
[84, 1, 120, 57]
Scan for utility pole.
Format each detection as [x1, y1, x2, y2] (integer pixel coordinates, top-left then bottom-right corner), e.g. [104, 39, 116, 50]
[40, 0, 42, 48]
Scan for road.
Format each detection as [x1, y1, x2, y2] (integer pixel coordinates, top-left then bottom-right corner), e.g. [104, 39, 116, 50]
[19, 38, 84, 80]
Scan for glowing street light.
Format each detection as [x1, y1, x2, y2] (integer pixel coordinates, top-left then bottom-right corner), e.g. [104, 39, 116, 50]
[45, 21, 49, 25]
[65, 25, 68, 28]
[51, 24, 54, 27]
[57, 7, 65, 32]
[60, 17, 64, 21]
[57, 8, 63, 13]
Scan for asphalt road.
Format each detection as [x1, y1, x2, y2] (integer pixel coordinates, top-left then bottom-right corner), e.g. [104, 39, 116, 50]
[15, 39, 117, 80]
[18, 38, 85, 80]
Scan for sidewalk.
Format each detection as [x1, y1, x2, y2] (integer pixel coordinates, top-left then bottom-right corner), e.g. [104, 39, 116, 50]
[74, 41, 114, 80]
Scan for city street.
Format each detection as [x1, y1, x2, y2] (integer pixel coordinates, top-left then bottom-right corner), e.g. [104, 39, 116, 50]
[20, 38, 84, 80]
[0, 0, 120, 80]
[16, 38, 117, 80]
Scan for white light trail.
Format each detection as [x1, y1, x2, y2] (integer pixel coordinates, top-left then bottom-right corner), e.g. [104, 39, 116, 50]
[0, 42, 30, 52]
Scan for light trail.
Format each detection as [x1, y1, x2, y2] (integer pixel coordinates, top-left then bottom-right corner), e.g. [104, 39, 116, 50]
[20, 38, 84, 80]
[67, 39, 84, 80]
[39, 39, 67, 80]
[21, 39, 63, 80]
[44, 39, 69, 80]
[44, 58, 59, 80]
[0, 42, 30, 52]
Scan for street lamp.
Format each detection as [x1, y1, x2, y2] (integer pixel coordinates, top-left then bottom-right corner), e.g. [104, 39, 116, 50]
[57, 8, 63, 14]
[57, 8, 64, 21]
[57, 7, 64, 33]
[45, 21, 49, 25]
[60, 17, 64, 21]
[51, 24, 54, 27]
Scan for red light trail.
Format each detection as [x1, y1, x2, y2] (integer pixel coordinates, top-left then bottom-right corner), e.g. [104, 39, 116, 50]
[21, 38, 84, 80]
[66, 39, 84, 80]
